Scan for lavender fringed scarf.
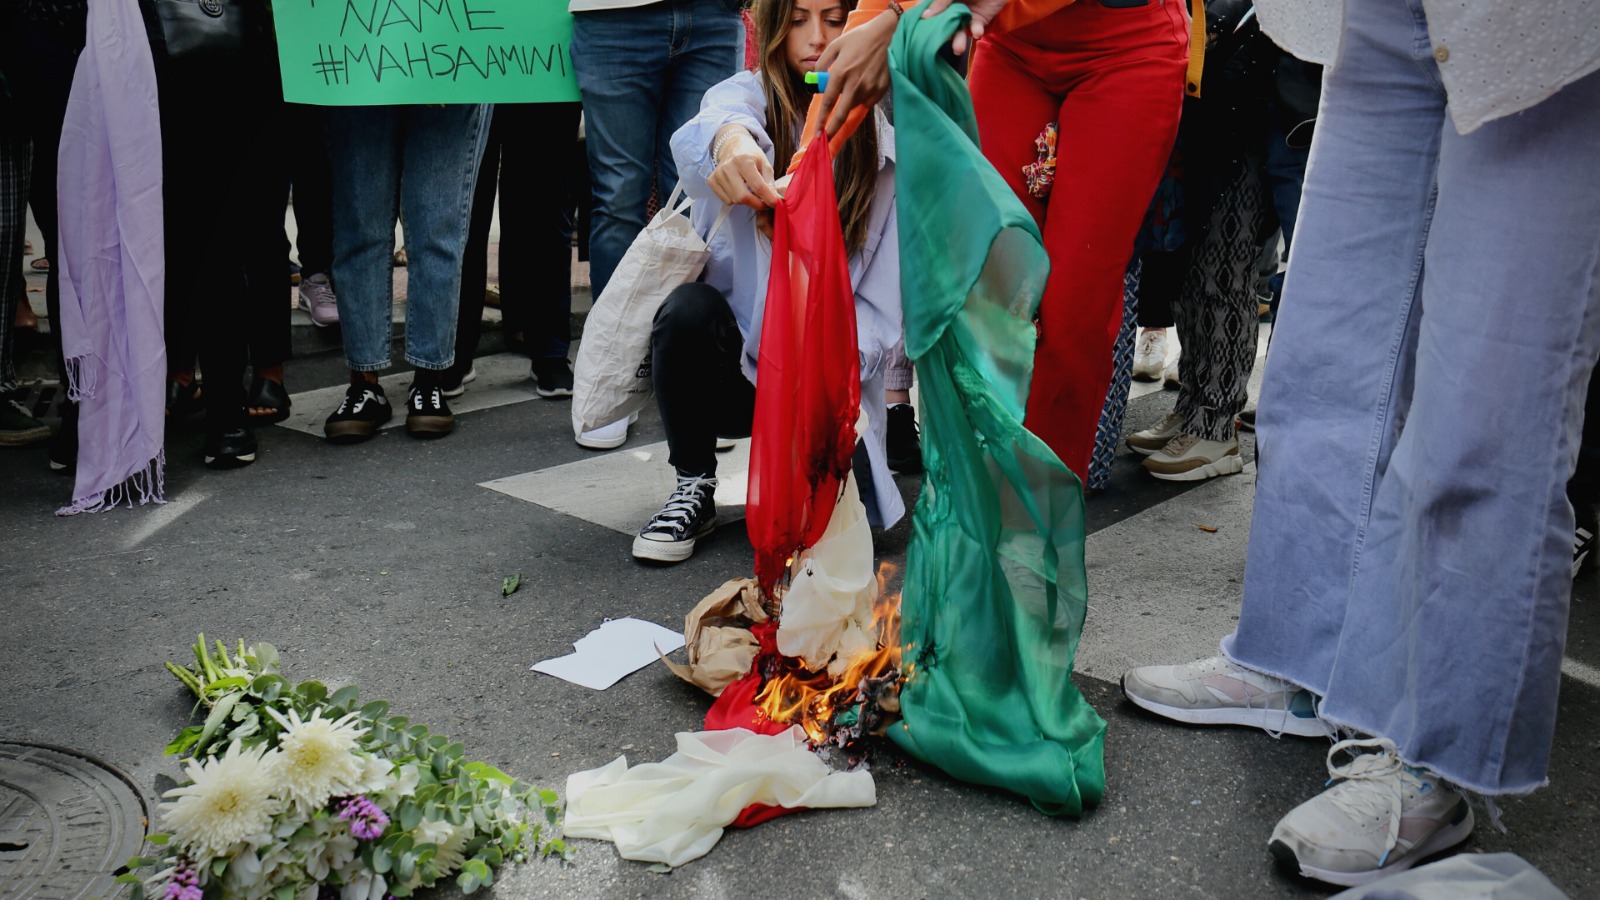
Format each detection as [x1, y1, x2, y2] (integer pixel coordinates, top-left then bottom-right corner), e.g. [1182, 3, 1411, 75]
[55, 0, 166, 515]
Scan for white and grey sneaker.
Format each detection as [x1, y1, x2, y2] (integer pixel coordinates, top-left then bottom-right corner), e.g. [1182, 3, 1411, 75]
[1121, 655, 1328, 737]
[1142, 432, 1244, 481]
[1132, 328, 1169, 382]
[1125, 411, 1186, 456]
[1269, 738, 1474, 887]
[632, 474, 718, 563]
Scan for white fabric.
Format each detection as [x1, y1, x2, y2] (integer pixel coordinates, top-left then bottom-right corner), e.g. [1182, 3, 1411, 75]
[1257, 0, 1600, 134]
[669, 70, 905, 526]
[564, 727, 876, 866]
[571, 186, 728, 434]
[776, 473, 880, 677]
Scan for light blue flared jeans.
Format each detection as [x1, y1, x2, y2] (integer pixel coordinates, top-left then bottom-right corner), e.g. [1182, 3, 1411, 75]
[1224, 0, 1600, 795]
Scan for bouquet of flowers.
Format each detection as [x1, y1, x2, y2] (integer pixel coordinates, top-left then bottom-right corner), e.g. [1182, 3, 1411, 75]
[120, 636, 566, 900]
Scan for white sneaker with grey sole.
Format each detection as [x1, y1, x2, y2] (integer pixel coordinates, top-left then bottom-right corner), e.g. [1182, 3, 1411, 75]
[576, 411, 639, 450]
[1121, 655, 1328, 737]
[1269, 738, 1474, 887]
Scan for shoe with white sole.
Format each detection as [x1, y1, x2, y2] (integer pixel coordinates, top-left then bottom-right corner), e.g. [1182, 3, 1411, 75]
[633, 473, 718, 563]
[1132, 328, 1168, 382]
[1121, 655, 1328, 737]
[1269, 738, 1474, 887]
[1126, 412, 1185, 457]
[1142, 432, 1243, 481]
[575, 411, 638, 450]
[298, 273, 339, 327]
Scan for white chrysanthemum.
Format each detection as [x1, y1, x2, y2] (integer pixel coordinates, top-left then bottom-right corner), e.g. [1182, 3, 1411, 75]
[267, 707, 368, 810]
[412, 818, 476, 881]
[161, 741, 281, 860]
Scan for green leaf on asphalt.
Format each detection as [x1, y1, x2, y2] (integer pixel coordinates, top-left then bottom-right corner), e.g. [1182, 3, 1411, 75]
[501, 573, 522, 597]
[144, 833, 171, 846]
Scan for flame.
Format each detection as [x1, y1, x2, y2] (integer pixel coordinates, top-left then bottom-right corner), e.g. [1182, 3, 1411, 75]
[755, 562, 902, 743]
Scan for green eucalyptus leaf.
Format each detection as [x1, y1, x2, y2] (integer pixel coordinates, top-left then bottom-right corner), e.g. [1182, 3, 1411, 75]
[144, 833, 171, 846]
[398, 800, 422, 832]
[360, 700, 390, 722]
[394, 851, 416, 882]
[211, 857, 228, 878]
[372, 845, 392, 874]
[298, 680, 328, 706]
[501, 573, 521, 597]
[330, 684, 361, 709]
[116, 873, 143, 884]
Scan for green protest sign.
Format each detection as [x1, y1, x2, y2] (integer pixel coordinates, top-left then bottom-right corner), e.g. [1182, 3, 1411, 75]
[272, 0, 580, 105]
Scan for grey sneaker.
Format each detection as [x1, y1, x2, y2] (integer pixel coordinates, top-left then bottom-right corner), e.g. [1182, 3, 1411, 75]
[1126, 411, 1185, 456]
[299, 273, 339, 327]
[1142, 432, 1244, 481]
[1269, 739, 1474, 887]
[1122, 656, 1328, 737]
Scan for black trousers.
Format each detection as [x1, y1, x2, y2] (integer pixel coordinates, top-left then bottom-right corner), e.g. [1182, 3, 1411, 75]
[288, 104, 334, 278]
[456, 102, 582, 372]
[652, 282, 754, 478]
[1, 19, 84, 386]
[157, 50, 289, 428]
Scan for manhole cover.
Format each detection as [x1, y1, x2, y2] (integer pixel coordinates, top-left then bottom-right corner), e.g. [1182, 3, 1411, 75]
[0, 742, 149, 899]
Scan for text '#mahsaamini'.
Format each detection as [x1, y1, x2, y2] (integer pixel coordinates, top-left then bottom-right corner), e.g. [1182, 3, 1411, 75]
[314, 0, 568, 86]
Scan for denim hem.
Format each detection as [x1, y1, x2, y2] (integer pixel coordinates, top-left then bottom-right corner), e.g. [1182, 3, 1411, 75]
[347, 360, 391, 373]
[406, 356, 454, 372]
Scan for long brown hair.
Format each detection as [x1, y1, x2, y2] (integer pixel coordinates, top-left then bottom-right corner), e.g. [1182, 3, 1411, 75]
[752, 0, 881, 256]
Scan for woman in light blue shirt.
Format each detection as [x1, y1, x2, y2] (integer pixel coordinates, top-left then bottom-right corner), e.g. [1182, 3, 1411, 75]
[630, 0, 903, 564]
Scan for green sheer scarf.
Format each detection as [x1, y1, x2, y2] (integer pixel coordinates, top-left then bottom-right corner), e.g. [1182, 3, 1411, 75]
[888, 2, 1106, 815]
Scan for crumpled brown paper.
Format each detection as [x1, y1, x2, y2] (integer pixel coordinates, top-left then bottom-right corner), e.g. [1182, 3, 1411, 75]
[660, 577, 769, 696]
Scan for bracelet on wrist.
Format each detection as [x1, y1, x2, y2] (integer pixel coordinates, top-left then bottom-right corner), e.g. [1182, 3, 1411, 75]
[712, 129, 743, 166]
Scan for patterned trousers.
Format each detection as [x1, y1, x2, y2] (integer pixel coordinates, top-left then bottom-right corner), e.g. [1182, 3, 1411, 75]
[1171, 154, 1270, 442]
[1088, 263, 1140, 490]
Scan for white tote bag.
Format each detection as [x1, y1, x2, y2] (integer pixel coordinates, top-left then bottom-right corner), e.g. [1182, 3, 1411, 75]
[572, 185, 730, 436]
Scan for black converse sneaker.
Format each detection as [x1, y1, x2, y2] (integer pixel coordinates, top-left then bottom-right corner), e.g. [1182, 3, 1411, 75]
[632, 473, 718, 563]
[405, 374, 455, 438]
[324, 381, 392, 443]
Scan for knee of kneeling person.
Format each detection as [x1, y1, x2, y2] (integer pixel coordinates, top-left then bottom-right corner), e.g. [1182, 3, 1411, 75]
[652, 282, 729, 342]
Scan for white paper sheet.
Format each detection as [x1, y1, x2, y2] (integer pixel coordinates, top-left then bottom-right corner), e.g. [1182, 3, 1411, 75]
[532, 617, 687, 690]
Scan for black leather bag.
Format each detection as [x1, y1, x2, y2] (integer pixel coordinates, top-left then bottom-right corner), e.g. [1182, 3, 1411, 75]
[152, 0, 270, 62]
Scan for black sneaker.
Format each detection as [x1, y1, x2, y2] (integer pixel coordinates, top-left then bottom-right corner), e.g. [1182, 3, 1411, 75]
[1576, 513, 1597, 579]
[405, 377, 455, 438]
[530, 357, 575, 399]
[0, 398, 50, 446]
[632, 473, 718, 563]
[887, 403, 923, 474]
[49, 404, 78, 474]
[324, 381, 392, 443]
[203, 425, 258, 469]
[1236, 409, 1257, 433]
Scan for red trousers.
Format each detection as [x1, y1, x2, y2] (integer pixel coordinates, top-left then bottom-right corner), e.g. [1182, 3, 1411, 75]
[971, 0, 1187, 479]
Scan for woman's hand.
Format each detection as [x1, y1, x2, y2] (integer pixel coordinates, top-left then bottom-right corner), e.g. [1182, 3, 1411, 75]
[816, 11, 897, 137]
[707, 125, 783, 210]
[816, 0, 1012, 136]
[924, 0, 1010, 56]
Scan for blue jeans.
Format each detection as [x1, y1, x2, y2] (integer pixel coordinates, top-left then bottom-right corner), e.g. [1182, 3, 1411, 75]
[1225, 0, 1600, 794]
[327, 104, 490, 371]
[572, 0, 743, 298]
